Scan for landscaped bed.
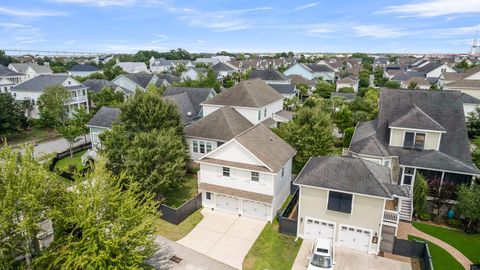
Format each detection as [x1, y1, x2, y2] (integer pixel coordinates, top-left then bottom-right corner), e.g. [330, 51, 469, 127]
[408, 235, 463, 270]
[412, 221, 480, 264]
[162, 175, 198, 208]
[243, 219, 302, 270]
[155, 208, 204, 241]
[54, 150, 88, 172]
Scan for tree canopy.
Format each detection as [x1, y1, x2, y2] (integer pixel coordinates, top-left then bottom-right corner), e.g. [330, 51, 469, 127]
[37, 85, 71, 127]
[0, 93, 29, 135]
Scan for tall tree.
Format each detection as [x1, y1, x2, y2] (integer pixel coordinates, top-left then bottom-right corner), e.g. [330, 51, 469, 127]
[467, 107, 480, 138]
[37, 85, 71, 127]
[276, 107, 334, 170]
[455, 184, 480, 231]
[35, 158, 163, 269]
[314, 80, 335, 98]
[0, 93, 28, 135]
[413, 173, 428, 216]
[56, 122, 83, 158]
[0, 145, 64, 269]
[71, 106, 91, 142]
[91, 87, 125, 110]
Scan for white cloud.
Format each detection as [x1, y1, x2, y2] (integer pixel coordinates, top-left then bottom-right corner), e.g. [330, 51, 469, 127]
[294, 2, 319, 11]
[0, 22, 30, 28]
[380, 0, 480, 17]
[197, 40, 207, 43]
[353, 25, 408, 39]
[0, 6, 66, 17]
[51, 0, 137, 7]
[63, 39, 77, 45]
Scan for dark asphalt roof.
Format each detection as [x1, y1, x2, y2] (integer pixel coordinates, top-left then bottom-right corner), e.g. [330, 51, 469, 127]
[212, 62, 235, 72]
[70, 64, 99, 72]
[0, 64, 24, 77]
[294, 156, 394, 198]
[184, 106, 253, 141]
[461, 93, 480, 104]
[392, 71, 425, 82]
[349, 89, 479, 175]
[269, 84, 296, 95]
[331, 92, 357, 101]
[304, 64, 335, 73]
[249, 69, 289, 81]
[163, 92, 196, 124]
[121, 73, 155, 89]
[11, 74, 70, 92]
[156, 73, 180, 84]
[86, 106, 121, 128]
[83, 79, 119, 93]
[163, 87, 213, 117]
[390, 104, 446, 132]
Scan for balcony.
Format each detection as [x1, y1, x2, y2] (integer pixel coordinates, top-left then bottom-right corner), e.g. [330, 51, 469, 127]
[383, 210, 400, 225]
[67, 95, 88, 105]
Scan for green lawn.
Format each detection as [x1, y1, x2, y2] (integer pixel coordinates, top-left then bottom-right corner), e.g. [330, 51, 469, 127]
[408, 236, 463, 270]
[243, 219, 302, 270]
[2, 127, 57, 146]
[413, 221, 480, 263]
[54, 150, 87, 172]
[162, 175, 198, 208]
[155, 208, 204, 241]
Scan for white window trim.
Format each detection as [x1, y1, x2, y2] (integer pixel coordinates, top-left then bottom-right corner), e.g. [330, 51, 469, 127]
[403, 131, 427, 149]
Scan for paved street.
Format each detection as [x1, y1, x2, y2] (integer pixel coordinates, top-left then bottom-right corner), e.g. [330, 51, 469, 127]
[151, 235, 235, 270]
[31, 136, 90, 157]
[177, 208, 266, 269]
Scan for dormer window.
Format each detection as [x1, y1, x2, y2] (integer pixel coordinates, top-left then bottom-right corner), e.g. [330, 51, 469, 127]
[403, 132, 425, 149]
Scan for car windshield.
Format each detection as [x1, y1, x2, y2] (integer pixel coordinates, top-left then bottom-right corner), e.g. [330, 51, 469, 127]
[310, 254, 332, 268]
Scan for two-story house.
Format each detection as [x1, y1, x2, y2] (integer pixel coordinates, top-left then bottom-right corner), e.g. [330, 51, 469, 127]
[249, 69, 297, 99]
[0, 64, 26, 92]
[111, 73, 168, 93]
[295, 156, 408, 254]
[284, 63, 335, 82]
[8, 62, 53, 80]
[115, 62, 150, 74]
[162, 87, 216, 124]
[201, 79, 285, 125]
[68, 64, 102, 77]
[197, 124, 296, 221]
[149, 57, 194, 73]
[10, 74, 89, 119]
[336, 76, 359, 92]
[348, 89, 480, 222]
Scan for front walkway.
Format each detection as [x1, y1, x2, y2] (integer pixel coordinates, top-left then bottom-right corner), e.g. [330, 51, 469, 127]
[176, 208, 266, 269]
[397, 221, 472, 270]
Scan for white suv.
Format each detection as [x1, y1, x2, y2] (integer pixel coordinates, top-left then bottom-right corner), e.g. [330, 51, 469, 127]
[307, 239, 335, 270]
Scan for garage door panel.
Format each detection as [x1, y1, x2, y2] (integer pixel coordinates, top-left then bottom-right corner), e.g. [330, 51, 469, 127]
[338, 225, 371, 253]
[215, 195, 238, 214]
[242, 200, 270, 220]
[303, 217, 335, 240]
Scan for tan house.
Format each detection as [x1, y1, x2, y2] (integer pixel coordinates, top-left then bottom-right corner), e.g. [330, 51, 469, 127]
[294, 157, 408, 255]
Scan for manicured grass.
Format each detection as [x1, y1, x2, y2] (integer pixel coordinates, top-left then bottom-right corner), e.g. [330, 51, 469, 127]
[408, 235, 463, 270]
[243, 219, 302, 270]
[155, 208, 204, 241]
[2, 127, 57, 146]
[162, 175, 198, 208]
[54, 150, 87, 172]
[413, 221, 480, 263]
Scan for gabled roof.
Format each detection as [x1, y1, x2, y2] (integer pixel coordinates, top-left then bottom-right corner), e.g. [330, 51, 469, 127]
[184, 106, 253, 141]
[337, 76, 358, 84]
[303, 63, 335, 73]
[392, 71, 425, 82]
[331, 92, 357, 101]
[156, 73, 180, 84]
[269, 84, 296, 95]
[390, 104, 446, 132]
[446, 79, 480, 88]
[0, 64, 24, 77]
[10, 74, 71, 92]
[275, 110, 294, 121]
[212, 62, 235, 72]
[162, 92, 196, 124]
[234, 124, 296, 172]
[415, 62, 444, 73]
[9, 63, 52, 74]
[249, 69, 289, 81]
[86, 106, 121, 128]
[202, 79, 283, 108]
[120, 73, 155, 89]
[70, 64, 99, 72]
[294, 156, 394, 198]
[461, 93, 480, 104]
[287, 74, 316, 86]
[163, 87, 213, 121]
[83, 79, 122, 93]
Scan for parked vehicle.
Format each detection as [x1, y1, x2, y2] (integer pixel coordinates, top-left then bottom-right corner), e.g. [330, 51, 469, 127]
[307, 238, 335, 270]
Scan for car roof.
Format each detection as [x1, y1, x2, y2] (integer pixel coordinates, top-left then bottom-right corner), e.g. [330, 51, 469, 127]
[314, 239, 332, 255]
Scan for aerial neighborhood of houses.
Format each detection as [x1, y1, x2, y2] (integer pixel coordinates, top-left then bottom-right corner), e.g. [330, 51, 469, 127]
[2, 48, 480, 270]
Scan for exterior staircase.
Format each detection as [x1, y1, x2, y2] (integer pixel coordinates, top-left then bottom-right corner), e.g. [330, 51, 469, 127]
[399, 198, 412, 222]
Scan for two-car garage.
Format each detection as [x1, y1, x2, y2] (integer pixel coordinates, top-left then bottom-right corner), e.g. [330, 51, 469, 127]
[303, 217, 372, 253]
[206, 192, 272, 221]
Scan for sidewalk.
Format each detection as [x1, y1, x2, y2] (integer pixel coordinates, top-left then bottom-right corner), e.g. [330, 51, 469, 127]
[397, 222, 471, 270]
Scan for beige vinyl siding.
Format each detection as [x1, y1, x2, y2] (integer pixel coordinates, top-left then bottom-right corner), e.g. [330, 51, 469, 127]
[390, 129, 404, 146]
[425, 132, 440, 150]
[390, 128, 441, 150]
[298, 187, 384, 254]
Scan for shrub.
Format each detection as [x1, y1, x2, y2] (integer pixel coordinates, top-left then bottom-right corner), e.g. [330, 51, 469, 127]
[339, 87, 354, 93]
[343, 127, 354, 148]
[448, 219, 462, 228]
[419, 213, 432, 221]
[68, 164, 77, 173]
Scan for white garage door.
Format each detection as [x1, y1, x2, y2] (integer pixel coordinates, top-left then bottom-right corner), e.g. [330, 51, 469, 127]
[242, 200, 271, 220]
[215, 195, 238, 214]
[304, 217, 335, 240]
[338, 225, 371, 253]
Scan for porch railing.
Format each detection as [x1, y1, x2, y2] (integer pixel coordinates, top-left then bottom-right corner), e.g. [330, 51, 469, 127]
[383, 210, 400, 224]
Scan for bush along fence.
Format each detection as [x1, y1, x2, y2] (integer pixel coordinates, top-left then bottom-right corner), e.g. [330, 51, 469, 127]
[159, 193, 202, 225]
[278, 188, 299, 236]
[393, 239, 434, 270]
[49, 143, 92, 181]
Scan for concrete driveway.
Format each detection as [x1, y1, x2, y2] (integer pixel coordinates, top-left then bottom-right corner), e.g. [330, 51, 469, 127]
[293, 240, 411, 270]
[177, 208, 266, 269]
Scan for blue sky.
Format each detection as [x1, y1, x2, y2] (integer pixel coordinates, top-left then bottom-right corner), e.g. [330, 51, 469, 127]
[1, 0, 480, 54]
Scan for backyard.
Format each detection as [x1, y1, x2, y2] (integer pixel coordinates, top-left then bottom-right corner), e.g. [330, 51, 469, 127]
[243, 219, 302, 270]
[155, 208, 204, 241]
[412, 221, 480, 264]
[161, 175, 198, 208]
[54, 150, 88, 172]
[408, 235, 463, 270]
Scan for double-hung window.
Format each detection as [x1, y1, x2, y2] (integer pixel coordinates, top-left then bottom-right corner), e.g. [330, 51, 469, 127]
[223, 167, 230, 177]
[199, 141, 205, 153]
[206, 142, 212, 152]
[192, 140, 199, 153]
[264, 108, 267, 117]
[327, 191, 353, 214]
[403, 132, 425, 149]
[258, 110, 261, 121]
[251, 171, 260, 182]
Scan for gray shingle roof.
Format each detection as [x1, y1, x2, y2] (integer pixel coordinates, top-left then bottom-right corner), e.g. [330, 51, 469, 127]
[70, 64, 99, 72]
[0, 64, 24, 76]
[304, 64, 335, 73]
[82, 79, 119, 93]
[202, 79, 283, 108]
[287, 74, 316, 87]
[163, 87, 213, 118]
[234, 124, 296, 172]
[156, 73, 180, 84]
[349, 89, 479, 175]
[86, 106, 121, 128]
[392, 71, 425, 82]
[184, 106, 253, 141]
[294, 156, 394, 198]
[331, 92, 357, 101]
[10, 74, 70, 92]
[162, 92, 196, 124]
[269, 84, 296, 95]
[249, 69, 289, 81]
[121, 73, 155, 89]
[461, 93, 480, 104]
[212, 62, 235, 72]
[9, 63, 52, 74]
[390, 104, 446, 132]
[275, 110, 294, 121]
